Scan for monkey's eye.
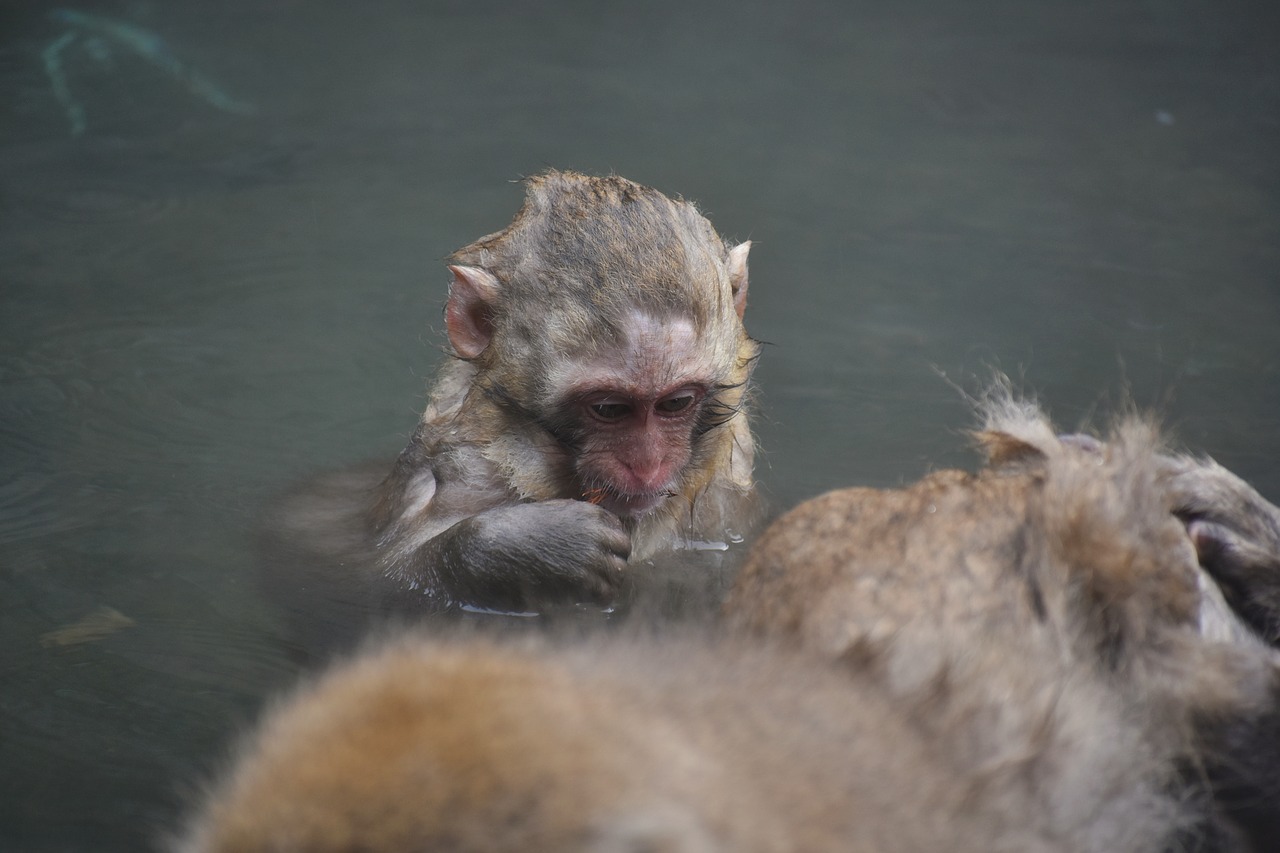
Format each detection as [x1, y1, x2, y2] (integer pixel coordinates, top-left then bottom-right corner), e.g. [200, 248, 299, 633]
[590, 401, 633, 422]
[655, 394, 696, 415]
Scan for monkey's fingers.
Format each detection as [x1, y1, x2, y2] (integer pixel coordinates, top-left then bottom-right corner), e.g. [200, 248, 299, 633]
[1186, 518, 1280, 644]
[553, 554, 626, 608]
[1187, 519, 1280, 583]
[1168, 462, 1280, 550]
[599, 517, 632, 563]
[577, 517, 630, 604]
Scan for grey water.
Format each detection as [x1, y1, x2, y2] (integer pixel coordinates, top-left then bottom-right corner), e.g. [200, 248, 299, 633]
[1, 0, 1277, 848]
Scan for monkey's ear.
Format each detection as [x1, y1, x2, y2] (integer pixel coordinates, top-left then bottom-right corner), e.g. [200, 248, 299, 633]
[974, 429, 1046, 468]
[445, 265, 500, 359]
[728, 241, 750, 320]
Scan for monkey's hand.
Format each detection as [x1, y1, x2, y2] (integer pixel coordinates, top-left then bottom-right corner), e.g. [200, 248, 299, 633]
[428, 499, 631, 612]
[1166, 457, 1280, 644]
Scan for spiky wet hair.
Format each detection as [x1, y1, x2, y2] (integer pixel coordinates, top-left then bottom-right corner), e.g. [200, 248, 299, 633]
[446, 170, 751, 374]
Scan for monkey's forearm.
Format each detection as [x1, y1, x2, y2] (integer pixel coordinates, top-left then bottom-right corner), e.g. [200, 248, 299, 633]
[386, 500, 630, 612]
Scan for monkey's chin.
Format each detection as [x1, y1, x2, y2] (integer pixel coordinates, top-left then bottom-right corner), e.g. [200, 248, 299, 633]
[598, 491, 668, 519]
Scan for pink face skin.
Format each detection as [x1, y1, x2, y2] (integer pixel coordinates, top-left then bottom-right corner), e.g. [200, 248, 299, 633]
[557, 313, 719, 518]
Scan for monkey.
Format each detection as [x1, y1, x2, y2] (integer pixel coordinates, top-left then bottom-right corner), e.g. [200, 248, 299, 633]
[175, 626, 1194, 853]
[178, 393, 1280, 852]
[263, 171, 762, 625]
[170, 631, 1010, 853]
[724, 391, 1280, 850]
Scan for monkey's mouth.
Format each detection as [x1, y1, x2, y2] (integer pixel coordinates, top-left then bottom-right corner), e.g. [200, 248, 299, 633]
[582, 486, 675, 518]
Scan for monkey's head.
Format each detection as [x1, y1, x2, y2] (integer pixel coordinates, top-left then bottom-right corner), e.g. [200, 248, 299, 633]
[443, 171, 759, 519]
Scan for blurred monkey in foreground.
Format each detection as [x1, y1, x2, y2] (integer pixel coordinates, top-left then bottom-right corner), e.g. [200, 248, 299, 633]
[179, 396, 1280, 851]
[265, 171, 761, 626]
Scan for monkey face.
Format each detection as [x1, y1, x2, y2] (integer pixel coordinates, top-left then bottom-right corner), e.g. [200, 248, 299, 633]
[544, 311, 734, 518]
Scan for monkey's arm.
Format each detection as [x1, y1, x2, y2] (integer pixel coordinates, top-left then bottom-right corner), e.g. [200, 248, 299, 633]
[1167, 457, 1280, 644]
[381, 494, 630, 613]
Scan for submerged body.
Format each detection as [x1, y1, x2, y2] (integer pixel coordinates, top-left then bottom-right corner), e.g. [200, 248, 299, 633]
[186, 396, 1280, 851]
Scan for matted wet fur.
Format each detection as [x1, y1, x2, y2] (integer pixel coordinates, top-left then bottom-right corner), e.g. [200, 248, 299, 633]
[177, 393, 1280, 852]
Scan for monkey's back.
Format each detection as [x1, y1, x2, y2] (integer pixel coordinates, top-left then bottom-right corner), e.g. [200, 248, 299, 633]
[724, 403, 1271, 851]
[176, 630, 1076, 853]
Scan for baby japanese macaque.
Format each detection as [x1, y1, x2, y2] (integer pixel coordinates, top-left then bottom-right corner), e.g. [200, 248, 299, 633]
[180, 396, 1280, 851]
[265, 171, 761, 624]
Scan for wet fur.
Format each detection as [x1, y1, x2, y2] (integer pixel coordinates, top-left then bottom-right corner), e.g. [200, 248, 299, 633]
[413, 171, 761, 559]
[193, 393, 1280, 850]
[260, 171, 763, 630]
[727, 388, 1280, 850]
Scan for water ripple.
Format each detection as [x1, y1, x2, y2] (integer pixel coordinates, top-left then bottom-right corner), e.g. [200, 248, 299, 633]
[6, 171, 178, 225]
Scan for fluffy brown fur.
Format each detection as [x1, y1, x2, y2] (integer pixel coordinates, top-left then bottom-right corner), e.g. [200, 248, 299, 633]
[177, 627, 1160, 853]
[183, 394, 1280, 851]
[726, 389, 1280, 850]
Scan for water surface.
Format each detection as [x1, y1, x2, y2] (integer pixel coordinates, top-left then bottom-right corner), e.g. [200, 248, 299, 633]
[2, 0, 1278, 848]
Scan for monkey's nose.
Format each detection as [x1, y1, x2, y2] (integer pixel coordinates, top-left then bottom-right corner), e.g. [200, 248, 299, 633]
[623, 459, 667, 492]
